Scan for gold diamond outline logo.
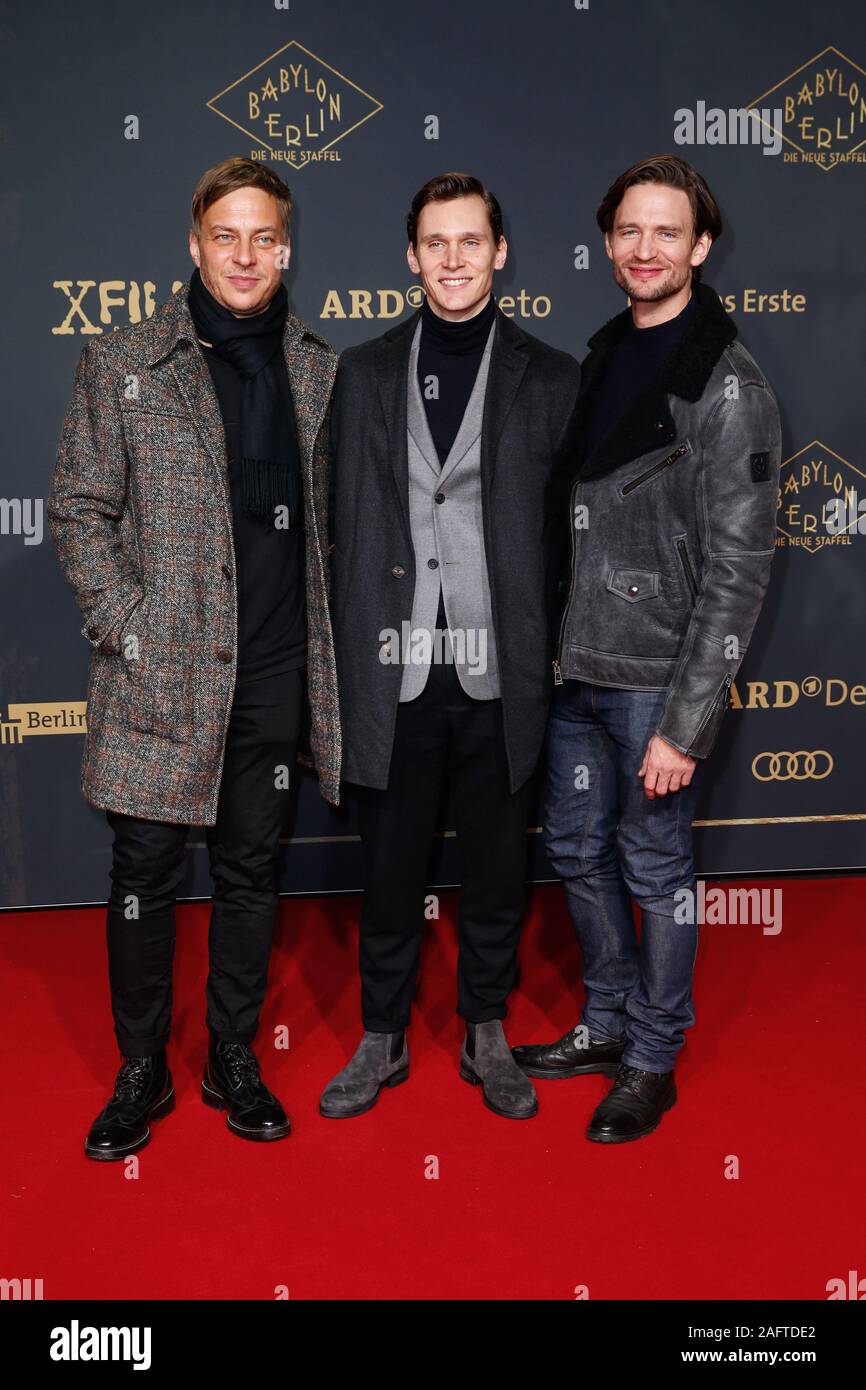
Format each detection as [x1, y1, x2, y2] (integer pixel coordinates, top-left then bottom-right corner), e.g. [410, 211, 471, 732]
[206, 39, 383, 167]
[746, 45, 866, 171]
[778, 438, 866, 553]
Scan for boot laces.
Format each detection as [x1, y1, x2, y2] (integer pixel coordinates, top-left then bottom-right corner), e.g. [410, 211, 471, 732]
[115, 1056, 152, 1099]
[219, 1042, 260, 1086]
[613, 1064, 650, 1097]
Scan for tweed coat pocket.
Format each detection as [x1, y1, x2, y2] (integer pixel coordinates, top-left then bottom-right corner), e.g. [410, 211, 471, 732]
[106, 591, 195, 744]
[121, 409, 206, 487]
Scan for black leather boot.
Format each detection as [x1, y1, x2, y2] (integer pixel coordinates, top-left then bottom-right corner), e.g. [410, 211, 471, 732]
[202, 1039, 291, 1141]
[84, 1051, 174, 1161]
[512, 1024, 625, 1079]
[586, 1063, 677, 1143]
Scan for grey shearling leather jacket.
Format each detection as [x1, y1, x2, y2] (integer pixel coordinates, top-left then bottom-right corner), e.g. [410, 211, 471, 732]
[555, 282, 781, 759]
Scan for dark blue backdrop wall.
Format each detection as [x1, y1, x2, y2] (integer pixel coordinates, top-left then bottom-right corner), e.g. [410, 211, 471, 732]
[1, 0, 864, 908]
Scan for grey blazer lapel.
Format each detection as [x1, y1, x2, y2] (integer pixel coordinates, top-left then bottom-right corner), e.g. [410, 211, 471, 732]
[405, 307, 498, 483]
[438, 316, 496, 485]
[407, 318, 440, 478]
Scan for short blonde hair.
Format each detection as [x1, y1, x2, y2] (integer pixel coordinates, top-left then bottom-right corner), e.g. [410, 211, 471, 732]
[190, 157, 292, 241]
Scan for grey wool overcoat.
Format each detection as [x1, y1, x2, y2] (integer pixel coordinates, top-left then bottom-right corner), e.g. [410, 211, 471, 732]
[48, 285, 341, 824]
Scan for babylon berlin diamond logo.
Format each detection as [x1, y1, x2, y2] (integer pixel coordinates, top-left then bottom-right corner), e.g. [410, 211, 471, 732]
[206, 40, 383, 169]
[776, 440, 866, 554]
[747, 46, 866, 170]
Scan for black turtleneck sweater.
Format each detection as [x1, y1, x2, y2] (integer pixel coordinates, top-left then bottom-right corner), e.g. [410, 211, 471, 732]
[585, 292, 698, 459]
[418, 295, 497, 465]
[417, 294, 497, 629]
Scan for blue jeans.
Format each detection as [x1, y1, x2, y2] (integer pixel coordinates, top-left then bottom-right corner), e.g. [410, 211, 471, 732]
[543, 679, 703, 1073]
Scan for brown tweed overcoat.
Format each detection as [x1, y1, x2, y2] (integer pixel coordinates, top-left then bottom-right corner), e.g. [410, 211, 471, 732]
[47, 285, 341, 823]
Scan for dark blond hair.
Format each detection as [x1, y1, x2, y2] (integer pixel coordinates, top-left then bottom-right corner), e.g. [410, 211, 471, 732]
[190, 157, 292, 241]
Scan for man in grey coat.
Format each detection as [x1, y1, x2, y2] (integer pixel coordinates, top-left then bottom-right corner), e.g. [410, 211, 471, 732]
[320, 172, 580, 1121]
[49, 158, 339, 1158]
[513, 155, 782, 1143]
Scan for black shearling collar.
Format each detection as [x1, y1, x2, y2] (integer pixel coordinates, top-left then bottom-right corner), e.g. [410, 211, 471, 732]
[577, 281, 737, 480]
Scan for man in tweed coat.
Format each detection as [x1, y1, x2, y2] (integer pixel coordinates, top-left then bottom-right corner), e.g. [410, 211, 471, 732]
[48, 158, 339, 1158]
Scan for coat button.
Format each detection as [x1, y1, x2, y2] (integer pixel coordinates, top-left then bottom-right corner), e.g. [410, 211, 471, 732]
[86, 624, 99, 639]
[654, 421, 665, 430]
[427, 558, 439, 569]
[217, 648, 232, 663]
[435, 492, 445, 504]
[391, 565, 406, 579]
[628, 584, 639, 595]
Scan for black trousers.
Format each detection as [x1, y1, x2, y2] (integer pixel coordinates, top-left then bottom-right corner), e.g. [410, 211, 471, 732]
[355, 659, 532, 1032]
[105, 668, 304, 1056]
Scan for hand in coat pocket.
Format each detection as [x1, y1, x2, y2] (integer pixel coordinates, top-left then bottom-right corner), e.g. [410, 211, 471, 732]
[100, 593, 195, 744]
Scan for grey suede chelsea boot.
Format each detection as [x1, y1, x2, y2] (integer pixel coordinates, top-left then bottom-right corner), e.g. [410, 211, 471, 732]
[320, 1030, 409, 1118]
[460, 1020, 538, 1119]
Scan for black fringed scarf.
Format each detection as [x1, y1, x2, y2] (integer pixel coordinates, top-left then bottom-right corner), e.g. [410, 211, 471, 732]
[187, 266, 300, 525]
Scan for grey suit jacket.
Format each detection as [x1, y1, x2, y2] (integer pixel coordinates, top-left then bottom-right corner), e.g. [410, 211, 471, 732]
[402, 314, 499, 701]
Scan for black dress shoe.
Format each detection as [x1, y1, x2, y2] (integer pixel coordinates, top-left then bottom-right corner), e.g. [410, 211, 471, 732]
[511, 1025, 625, 1079]
[202, 1039, 291, 1142]
[84, 1052, 175, 1161]
[586, 1064, 676, 1144]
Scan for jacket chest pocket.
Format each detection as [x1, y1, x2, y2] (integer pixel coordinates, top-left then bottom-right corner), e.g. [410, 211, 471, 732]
[606, 568, 660, 602]
[110, 594, 195, 744]
[122, 410, 206, 478]
[619, 440, 693, 497]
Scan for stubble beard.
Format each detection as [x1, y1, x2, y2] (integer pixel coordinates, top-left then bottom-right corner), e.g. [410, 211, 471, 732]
[613, 259, 693, 304]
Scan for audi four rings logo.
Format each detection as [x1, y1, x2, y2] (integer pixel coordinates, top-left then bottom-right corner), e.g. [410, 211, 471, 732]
[752, 751, 834, 781]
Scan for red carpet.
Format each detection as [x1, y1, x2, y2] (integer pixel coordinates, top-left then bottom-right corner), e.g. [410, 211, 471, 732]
[1, 878, 863, 1301]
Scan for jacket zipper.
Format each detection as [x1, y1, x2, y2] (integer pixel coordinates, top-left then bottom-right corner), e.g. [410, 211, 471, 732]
[621, 442, 689, 496]
[694, 672, 733, 744]
[721, 672, 733, 706]
[553, 477, 581, 685]
[675, 536, 699, 601]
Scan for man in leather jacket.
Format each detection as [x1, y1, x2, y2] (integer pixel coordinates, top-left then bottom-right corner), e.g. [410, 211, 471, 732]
[512, 154, 781, 1143]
